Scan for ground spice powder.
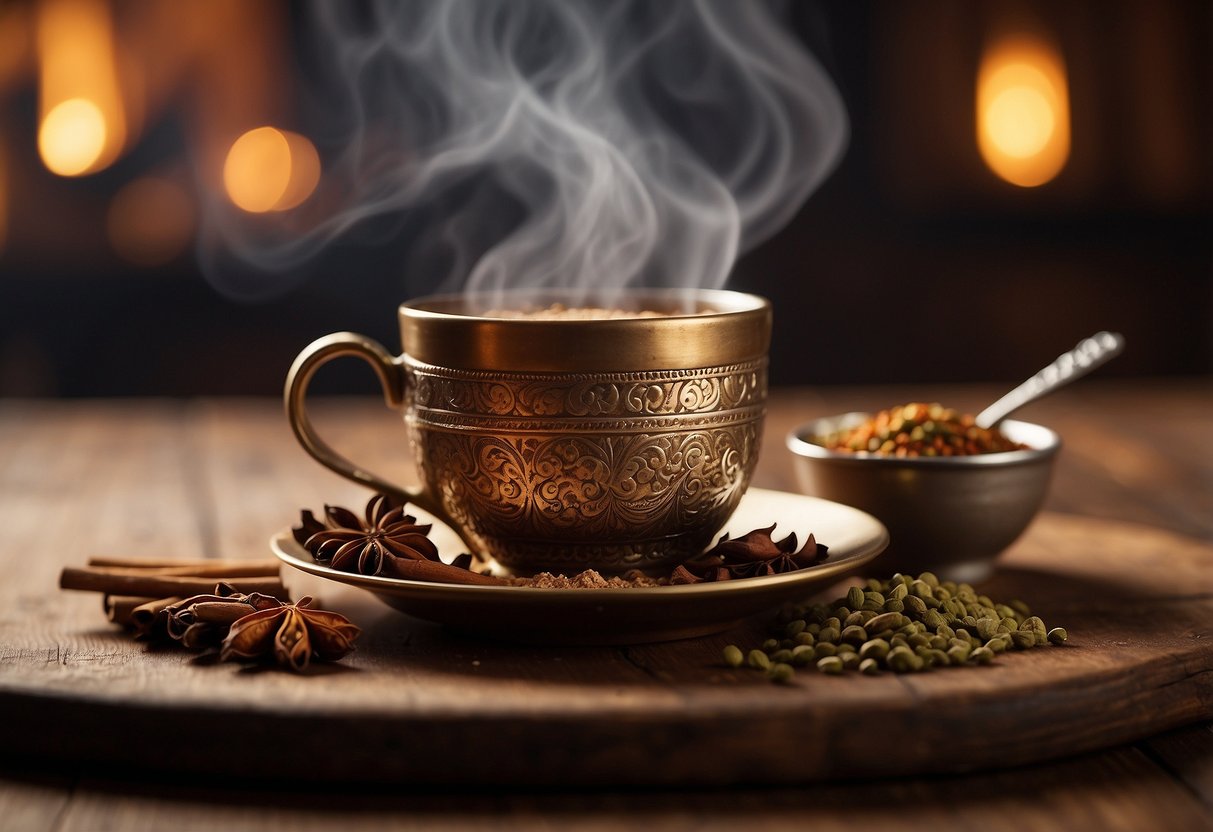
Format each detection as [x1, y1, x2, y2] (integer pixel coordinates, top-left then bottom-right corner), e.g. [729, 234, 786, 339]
[508, 570, 663, 588]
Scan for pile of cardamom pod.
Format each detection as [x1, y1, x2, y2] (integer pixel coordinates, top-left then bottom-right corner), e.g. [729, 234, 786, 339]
[725, 571, 1067, 683]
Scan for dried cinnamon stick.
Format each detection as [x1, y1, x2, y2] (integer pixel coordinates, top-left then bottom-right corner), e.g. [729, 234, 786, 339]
[104, 595, 155, 625]
[129, 596, 183, 637]
[384, 558, 506, 586]
[88, 556, 280, 574]
[60, 568, 286, 599]
[86, 563, 281, 578]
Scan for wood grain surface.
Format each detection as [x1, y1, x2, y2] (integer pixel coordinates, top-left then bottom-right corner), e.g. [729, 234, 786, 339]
[4, 511, 1212, 787]
[1, 381, 1210, 830]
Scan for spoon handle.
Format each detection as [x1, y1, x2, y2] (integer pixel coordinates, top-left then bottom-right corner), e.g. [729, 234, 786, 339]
[975, 331, 1126, 429]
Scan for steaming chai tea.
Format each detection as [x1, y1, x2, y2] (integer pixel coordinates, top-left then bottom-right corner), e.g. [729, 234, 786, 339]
[484, 303, 713, 320]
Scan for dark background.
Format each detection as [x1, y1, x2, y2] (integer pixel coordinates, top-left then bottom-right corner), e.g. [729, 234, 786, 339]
[0, 0, 1208, 396]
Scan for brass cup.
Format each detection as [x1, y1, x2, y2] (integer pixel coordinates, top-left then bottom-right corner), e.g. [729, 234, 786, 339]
[285, 288, 771, 575]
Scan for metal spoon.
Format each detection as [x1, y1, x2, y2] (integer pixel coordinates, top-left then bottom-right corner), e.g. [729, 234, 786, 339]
[975, 331, 1126, 429]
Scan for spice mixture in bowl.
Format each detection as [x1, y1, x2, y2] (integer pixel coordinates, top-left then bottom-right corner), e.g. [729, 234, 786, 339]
[787, 404, 1060, 582]
[818, 402, 1027, 457]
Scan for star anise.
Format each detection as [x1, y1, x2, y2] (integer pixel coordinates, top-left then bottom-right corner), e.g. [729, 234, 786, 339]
[294, 493, 441, 577]
[219, 595, 361, 672]
[670, 524, 829, 584]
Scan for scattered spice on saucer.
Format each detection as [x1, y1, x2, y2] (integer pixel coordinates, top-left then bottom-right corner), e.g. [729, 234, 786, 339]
[295, 492, 440, 574]
[671, 525, 829, 584]
[508, 570, 662, 589]
[296, 493, 831, 589]
[294, 494, 505, 586]
[724, 571, 1067, 683]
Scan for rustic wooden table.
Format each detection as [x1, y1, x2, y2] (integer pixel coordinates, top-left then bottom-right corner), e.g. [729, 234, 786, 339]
[1, 380, 1210, 831]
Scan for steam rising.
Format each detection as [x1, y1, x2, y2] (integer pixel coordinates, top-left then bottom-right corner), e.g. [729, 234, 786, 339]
[202, 0, 847, 299]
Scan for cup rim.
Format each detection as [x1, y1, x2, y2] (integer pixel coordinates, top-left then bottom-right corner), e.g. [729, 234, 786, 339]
[399, 287, 769, 321]
[397, 288, 771, 372]
[786, 412, 1061, 468]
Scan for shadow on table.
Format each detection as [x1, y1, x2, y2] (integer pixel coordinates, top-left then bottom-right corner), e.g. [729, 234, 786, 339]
[1, 733, 1205, 831]
[354, 606, 779, 687]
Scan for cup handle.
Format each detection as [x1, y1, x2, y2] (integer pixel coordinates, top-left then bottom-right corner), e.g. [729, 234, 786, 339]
[284, 332, 445, 521]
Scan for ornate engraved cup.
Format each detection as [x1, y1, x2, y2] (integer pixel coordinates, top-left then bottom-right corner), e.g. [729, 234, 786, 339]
[285, 289, 770, 575]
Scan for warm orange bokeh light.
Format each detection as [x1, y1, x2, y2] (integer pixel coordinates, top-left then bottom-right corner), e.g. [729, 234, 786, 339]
[38, 97, 107, 176]
[977, 38, 1070, 187]
[274, 131, 321, 211]
[106, 176, 196, 266]
[223, 126, 320, 213]
[36, 0, 126, 177]
[0, 4, 31, 95]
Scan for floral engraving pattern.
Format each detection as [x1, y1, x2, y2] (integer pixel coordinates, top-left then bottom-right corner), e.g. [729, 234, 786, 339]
[417, 426, 758, 572]
[410, 360, 765, 418]
[406, 361, 766, 573]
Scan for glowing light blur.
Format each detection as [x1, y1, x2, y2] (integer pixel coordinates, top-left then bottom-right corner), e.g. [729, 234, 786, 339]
[223, 127, 320, 213]
[977, 38, 1070, 187]
[275, 131, 322, 211]
[0, 4, 31, 94]
[36, 0, 126, 177]
[38, 97, 107, 176]
[106, 176, 195, 266]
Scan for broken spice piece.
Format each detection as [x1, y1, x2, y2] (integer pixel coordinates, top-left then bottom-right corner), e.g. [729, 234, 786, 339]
[126, 596, 182, 638]
[671, 525, 829, 584]
[165, 585, 284, 649]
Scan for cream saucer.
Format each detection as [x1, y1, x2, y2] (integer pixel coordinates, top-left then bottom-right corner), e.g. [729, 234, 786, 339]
[271, 487, 888, 645]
